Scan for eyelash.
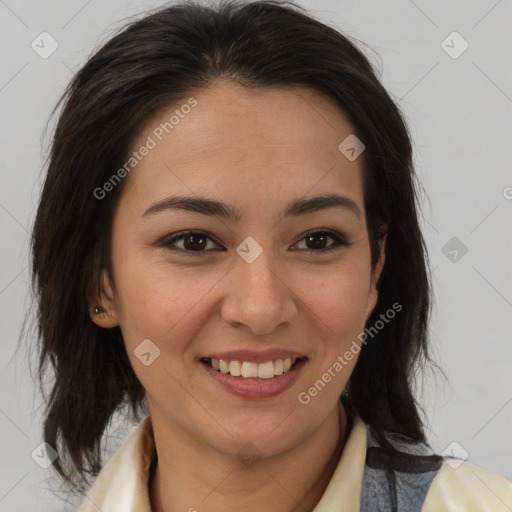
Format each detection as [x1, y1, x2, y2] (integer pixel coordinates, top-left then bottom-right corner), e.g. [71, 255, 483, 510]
[160, 229, 350, 256]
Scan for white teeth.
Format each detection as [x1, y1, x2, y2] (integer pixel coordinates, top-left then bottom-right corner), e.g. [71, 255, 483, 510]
[274, 359, 284, 375]
[258, 361, 275, 379]
[219, 360, 230, 374]
[208, 357, 299, 379]
[241, 361, 258, 378]
[229, 360, 241, 377]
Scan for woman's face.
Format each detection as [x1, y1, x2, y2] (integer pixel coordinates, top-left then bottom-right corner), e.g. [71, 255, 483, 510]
[93, 80, 384, 458]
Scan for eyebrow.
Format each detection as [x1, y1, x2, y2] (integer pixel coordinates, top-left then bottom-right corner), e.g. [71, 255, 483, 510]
[142, 193, 361, 221]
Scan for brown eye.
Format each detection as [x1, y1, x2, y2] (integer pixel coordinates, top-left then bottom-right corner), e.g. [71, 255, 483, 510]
[179, 233, 208, 251]
[293, 230, 350, 253]
[162, 231, 220, 254]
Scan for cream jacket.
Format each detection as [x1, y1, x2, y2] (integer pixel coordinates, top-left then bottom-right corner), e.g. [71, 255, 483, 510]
[78, 414, 512, 511]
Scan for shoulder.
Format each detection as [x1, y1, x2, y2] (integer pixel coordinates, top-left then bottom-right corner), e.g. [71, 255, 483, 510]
[422, 460, 512, 511]
[77, 415, 155, 512]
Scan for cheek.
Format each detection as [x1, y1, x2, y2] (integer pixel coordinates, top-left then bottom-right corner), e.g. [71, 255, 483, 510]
[295, 262, 371, 337]
[112, 254, 222, 349]
[112, 261, 218, 392]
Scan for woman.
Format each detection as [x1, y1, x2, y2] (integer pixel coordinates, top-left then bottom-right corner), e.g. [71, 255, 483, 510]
[29, 1, 512, 511]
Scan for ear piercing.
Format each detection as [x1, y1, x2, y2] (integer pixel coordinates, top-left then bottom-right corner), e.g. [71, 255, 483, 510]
[94, 306, 104, 315]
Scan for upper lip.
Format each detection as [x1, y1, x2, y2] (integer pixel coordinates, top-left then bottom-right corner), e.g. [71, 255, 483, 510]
[201, 349, 306, 364]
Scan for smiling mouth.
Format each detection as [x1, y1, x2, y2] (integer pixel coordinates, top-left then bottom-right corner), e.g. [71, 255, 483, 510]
[200, 357, 307, 379]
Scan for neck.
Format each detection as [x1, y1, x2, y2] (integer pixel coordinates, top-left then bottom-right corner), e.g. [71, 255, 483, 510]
[149, 402, 349, 512]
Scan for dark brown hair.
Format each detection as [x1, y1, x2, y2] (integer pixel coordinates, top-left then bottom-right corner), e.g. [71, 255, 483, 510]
[26, 0, 439, 493]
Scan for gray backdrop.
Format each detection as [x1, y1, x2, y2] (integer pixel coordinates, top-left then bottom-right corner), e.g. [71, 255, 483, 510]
[1, 0, 511, 510]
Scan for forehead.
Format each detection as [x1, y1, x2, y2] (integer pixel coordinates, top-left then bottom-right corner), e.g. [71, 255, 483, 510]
[118, 80, 365, 218]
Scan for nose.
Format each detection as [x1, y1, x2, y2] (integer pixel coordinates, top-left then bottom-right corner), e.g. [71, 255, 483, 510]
[220, 248, 298, 335]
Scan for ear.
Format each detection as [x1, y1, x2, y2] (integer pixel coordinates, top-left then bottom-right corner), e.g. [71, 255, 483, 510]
[88, 268, 120, 328]
[365, 231, 387, 321]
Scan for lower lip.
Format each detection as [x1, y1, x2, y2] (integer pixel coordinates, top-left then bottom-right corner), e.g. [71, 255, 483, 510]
[201, 358, 307, 399]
